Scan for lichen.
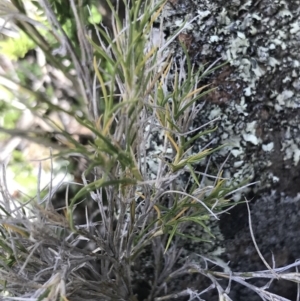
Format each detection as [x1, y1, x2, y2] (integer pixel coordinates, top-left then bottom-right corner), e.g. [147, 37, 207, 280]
[159, 0, 300, 193]
[156, 0, 300, 297]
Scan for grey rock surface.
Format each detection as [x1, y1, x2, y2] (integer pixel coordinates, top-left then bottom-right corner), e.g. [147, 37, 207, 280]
[159, 0, 300, 299]
[220, 192, 300, 300]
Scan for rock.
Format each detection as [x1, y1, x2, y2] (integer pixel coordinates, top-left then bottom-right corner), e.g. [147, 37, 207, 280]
[158, 0, 300, 299]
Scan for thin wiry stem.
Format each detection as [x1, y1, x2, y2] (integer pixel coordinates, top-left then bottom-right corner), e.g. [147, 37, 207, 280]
[245, 197, 278, 279]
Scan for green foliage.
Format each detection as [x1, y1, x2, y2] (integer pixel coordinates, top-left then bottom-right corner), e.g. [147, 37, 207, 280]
[9, 152, 37, 192]
[0, 32, 35, 60]
[0, 1, 259, 300]
[88, 4, 102, 24]
[41, 0, 72, 24]
[0, 102, 21, 130]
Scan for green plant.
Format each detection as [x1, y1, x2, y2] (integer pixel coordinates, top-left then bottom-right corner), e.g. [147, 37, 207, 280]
[0, 1, 286, 301]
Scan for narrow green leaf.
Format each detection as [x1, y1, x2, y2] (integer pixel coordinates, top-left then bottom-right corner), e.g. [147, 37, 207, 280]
[164, 223, 178, 253]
